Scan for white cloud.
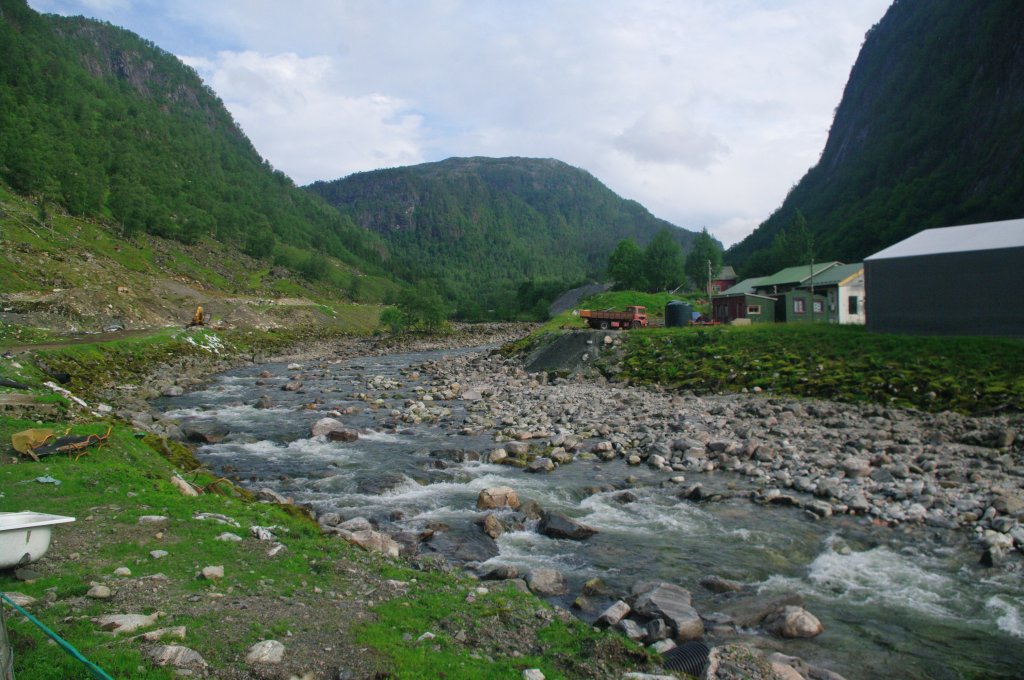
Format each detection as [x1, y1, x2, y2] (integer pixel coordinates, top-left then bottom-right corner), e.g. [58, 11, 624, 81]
[184, 51, 424, 183]
[614, 106, 730, 169]
[28, 0, 893, 246]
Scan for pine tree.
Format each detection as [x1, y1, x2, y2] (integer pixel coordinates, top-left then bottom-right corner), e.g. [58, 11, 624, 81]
[643, 228, 686, 292]
[684, 228, 723, 292]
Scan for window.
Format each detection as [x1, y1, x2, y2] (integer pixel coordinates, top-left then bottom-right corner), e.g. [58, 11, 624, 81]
[712, 284, 722, 293]
[793, 298, 805, 314]
[746, 305, 761, 315]
[848, 296, 859, 314]
[813, 301, 824, 314]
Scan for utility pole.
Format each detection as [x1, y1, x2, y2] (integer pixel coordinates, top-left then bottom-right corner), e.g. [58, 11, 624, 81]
[706, 258, 712, 315]
[809, 255, 815, 322]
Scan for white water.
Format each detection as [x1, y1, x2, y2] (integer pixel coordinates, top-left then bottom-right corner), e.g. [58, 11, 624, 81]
[157, 349, 1024, 680]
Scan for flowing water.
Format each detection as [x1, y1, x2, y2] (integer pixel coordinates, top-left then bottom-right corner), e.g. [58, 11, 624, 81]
[158, 347, 1024, 680]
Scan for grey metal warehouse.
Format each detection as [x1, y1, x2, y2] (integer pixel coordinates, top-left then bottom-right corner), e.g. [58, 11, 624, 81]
[864, 218, 1024, 337]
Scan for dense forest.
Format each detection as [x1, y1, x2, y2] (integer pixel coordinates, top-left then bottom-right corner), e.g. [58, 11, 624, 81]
[0, 0, 385, 279]
[0, 0, 707, 319]
[307, 157, 703, 319]
[729, 0, 1024, 275]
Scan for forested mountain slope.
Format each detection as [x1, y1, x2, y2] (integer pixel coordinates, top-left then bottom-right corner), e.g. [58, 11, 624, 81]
[307, 157, 702, 318]
[728, 0, 1024, 275]
[0, 0, 384, 275]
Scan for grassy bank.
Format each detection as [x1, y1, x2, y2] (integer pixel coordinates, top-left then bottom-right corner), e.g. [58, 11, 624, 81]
[576, 291, 708, 320]
[2, 320, 374, 410]
[0, 417, 648, 678]
[1, 325, 655, 679]
[614, 324, 1024, 414]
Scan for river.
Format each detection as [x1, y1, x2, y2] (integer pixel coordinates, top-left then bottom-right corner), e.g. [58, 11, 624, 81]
[157, 345, 1024, 680]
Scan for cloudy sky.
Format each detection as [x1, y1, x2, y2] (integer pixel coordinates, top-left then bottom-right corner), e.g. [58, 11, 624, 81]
[30, 0, 891, 247]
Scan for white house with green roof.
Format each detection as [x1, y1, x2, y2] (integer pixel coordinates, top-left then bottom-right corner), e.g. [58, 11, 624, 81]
[711, 261, 866, 325]
[797, 263, 865, 324]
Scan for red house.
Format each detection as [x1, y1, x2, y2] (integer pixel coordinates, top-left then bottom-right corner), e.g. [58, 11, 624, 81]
[710, 265, 737, 295]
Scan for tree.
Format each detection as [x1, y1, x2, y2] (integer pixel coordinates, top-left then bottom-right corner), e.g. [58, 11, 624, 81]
[396, 285, 450, 332]
[379, 306, 405, 334]
[607, 239, 646, 290]
[785, 209, 814, 267]
[642, 228, 685, 291]
[684, 228, 724, 293]
[748, 209, 814, 276]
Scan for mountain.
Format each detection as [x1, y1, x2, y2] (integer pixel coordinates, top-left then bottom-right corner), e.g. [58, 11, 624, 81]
[0, 0, 384, 279]
[307, 157, 702, 319]
[728, 0, 1024, 275]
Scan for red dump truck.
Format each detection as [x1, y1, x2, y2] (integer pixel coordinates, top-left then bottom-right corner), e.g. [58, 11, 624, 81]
[579, 306, 648, 330]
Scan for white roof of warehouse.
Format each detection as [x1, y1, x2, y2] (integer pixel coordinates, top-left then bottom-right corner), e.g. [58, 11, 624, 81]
[865, 218, 1024, 261]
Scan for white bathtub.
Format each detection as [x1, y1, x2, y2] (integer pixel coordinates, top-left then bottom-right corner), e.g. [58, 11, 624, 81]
[0, 512, 75, 570]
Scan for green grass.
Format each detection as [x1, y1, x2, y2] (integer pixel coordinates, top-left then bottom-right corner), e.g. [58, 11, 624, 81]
[616, 324, 1024, 414]
[0, 412, 653, 679]
[0, 323, 59, 345]
[580, 290, 708, 317]
[357, 570, 648, 679]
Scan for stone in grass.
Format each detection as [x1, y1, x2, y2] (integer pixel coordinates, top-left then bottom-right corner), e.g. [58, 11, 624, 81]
[142, 626, 187, 642]
[114, 567, 132, 577]
[147, 645, 207, 669]
[138, 515, 168, 525]
[150, 550, 169, 560]
[246, 639, 286, 665]
[1, 592, 35, 606]
[201, 565, 224, 581]
[523, 670, 546, 680]
[86, 585, 112, 599]
[95, 612, 161, 634]
[216, 532, 242, 542]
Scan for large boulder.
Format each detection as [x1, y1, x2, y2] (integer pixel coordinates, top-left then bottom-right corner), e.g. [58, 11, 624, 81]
[357, 473, 410, 495]
[526, 568, 568, 596]
[477, 486, 521, 510]
[311, 417, 351, 438]
[341, 529, 401, 558]
[181, 422, 229, 444]
[709, 591, 804, 628]
[419, 530, 499, 564]
[763, 606, 824, 638]
[537, 511, 597, 540]
[595, 600, 631, 627]
[631, 582, 703, 641]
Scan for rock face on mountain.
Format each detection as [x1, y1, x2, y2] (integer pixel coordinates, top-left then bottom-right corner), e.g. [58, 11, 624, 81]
[730, 0, 1024, 274]
[307, 157, 701, 316]
[0, 0, 382, 271]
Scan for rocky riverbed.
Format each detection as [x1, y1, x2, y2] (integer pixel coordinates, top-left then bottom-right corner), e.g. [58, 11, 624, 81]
[127, 327, 1024, 679]
[413, 334, 1024, 563]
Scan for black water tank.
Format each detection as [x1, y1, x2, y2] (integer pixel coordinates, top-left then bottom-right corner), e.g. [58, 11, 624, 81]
[665, 301, 691, 327]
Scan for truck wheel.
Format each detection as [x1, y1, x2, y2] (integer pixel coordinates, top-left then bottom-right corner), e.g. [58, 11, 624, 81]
[599, 320, 610, 330]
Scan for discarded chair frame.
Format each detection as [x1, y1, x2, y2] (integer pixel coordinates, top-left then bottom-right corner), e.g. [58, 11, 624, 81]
[16, 425, 113, 462]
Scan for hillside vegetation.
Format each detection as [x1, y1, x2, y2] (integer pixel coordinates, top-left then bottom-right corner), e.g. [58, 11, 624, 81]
[0, 182, 390, 334]
[308, 157, 703, 319]
[729, 0, 1024, 274]
[0, 0, 385, 281]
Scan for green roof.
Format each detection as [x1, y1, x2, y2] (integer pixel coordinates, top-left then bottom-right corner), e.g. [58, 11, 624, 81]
[719, 276, 770, 296]
[754, 262, 842, 289]
[799, 262, 863, 287]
